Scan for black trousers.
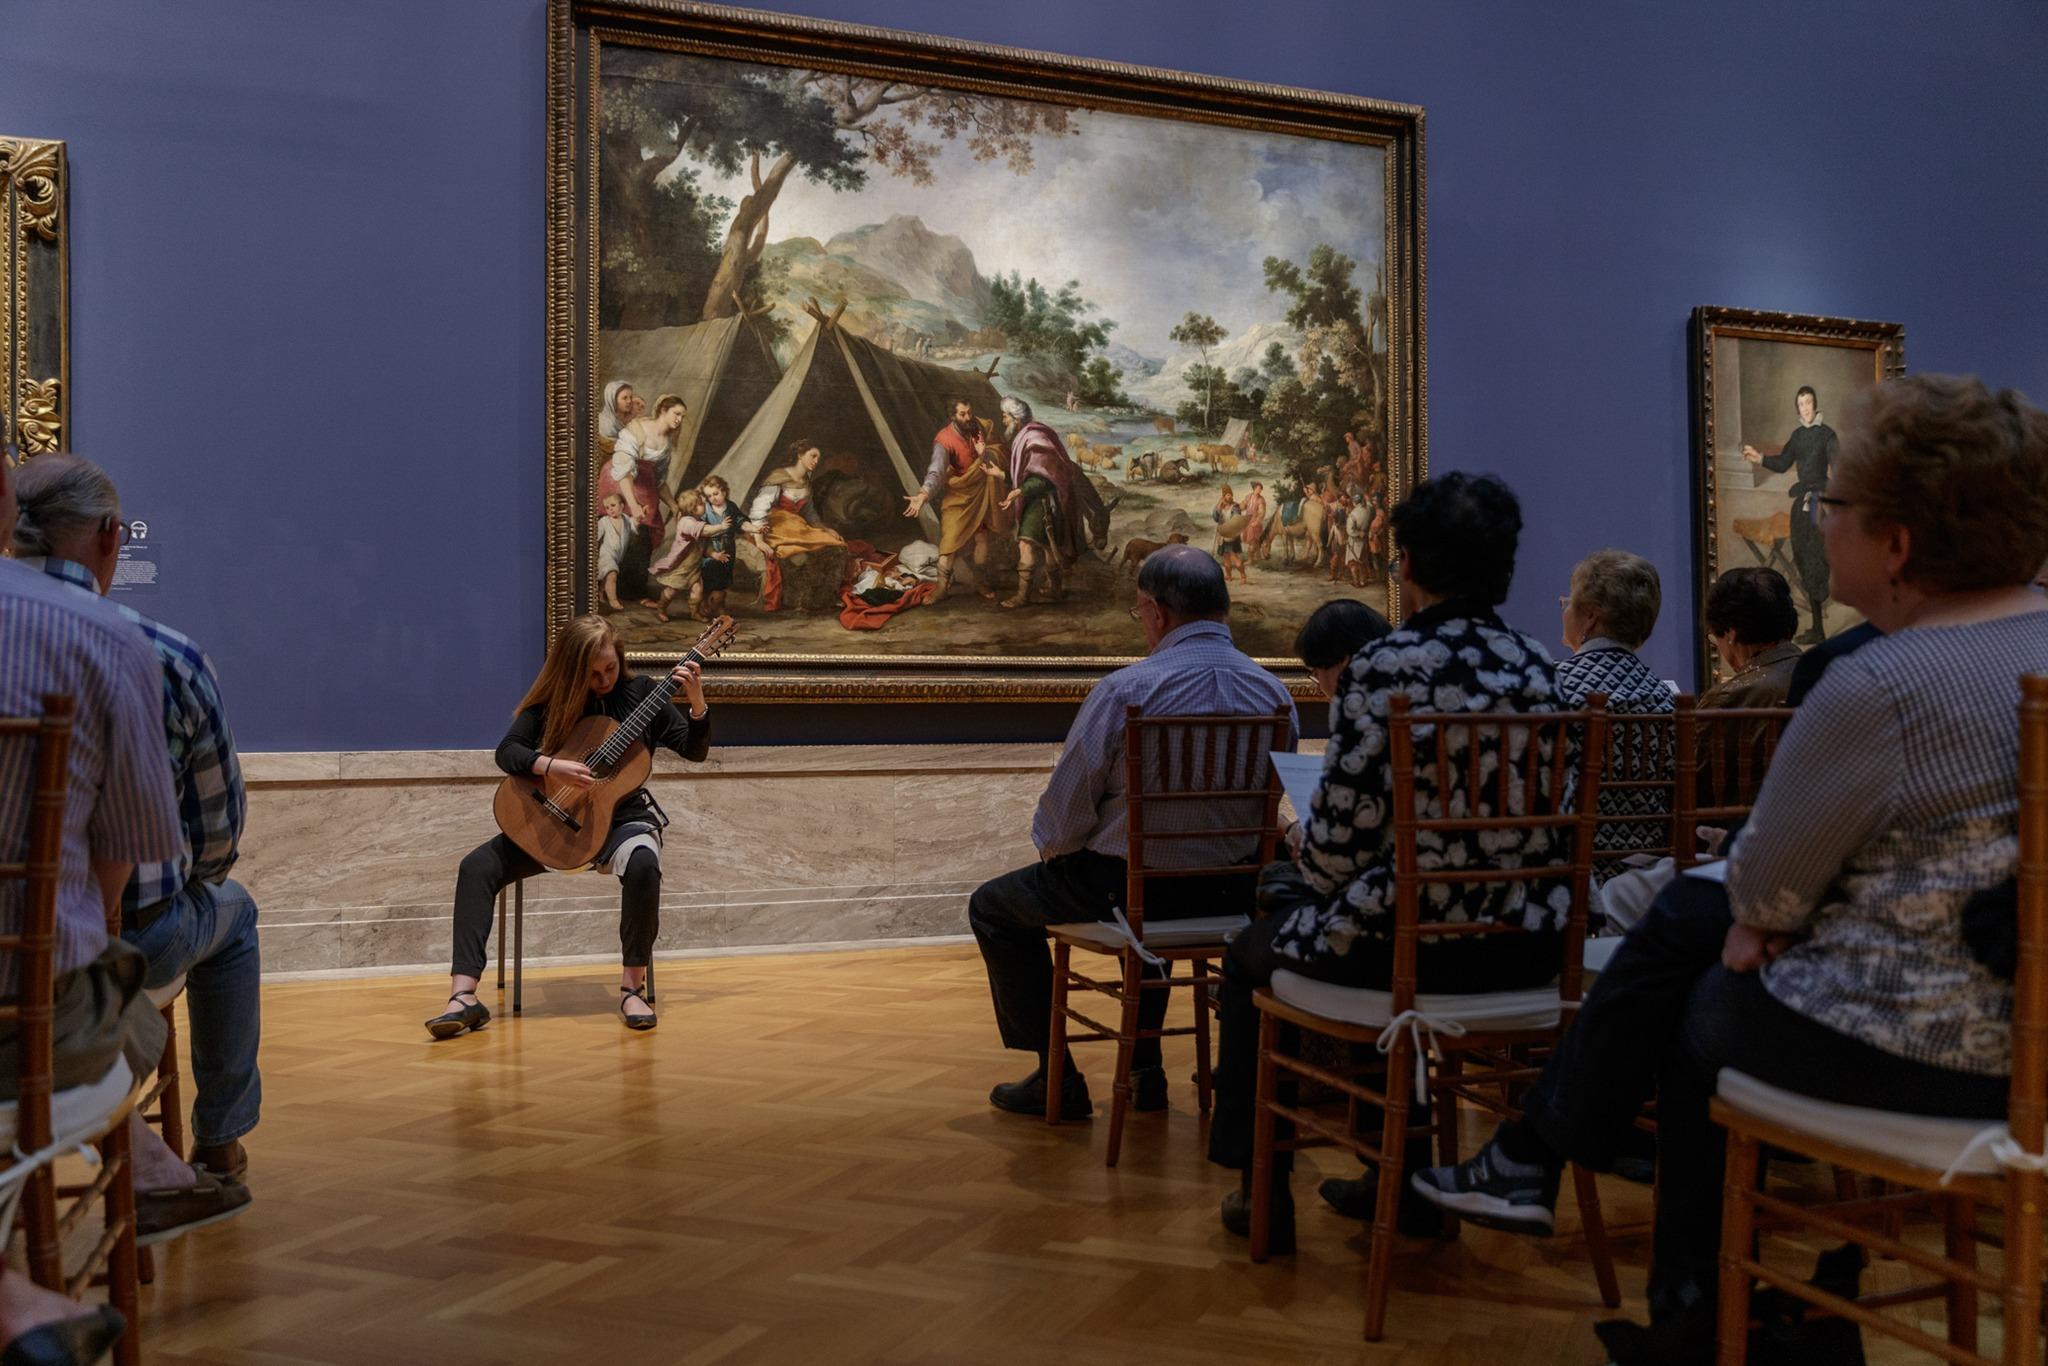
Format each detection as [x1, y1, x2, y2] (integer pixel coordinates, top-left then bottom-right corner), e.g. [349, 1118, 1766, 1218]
[449, 833, 662, 978]
[1206, 913, 1562, 1173]
[966, 849, 1255, 1071]
[1517, 876, 2008, 1316]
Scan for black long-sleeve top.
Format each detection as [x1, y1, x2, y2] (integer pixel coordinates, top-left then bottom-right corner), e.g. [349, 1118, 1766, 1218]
[1759, 422, 1838, 499]
[494, 676, 711, 780]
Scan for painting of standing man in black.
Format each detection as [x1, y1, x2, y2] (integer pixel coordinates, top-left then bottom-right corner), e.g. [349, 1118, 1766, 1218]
[1692, 308, 1905, 684]
[1742, 384, 1837, 643]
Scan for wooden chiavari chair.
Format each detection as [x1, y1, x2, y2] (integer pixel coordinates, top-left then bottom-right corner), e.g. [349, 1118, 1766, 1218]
[1045, 706, 1291, 1168]
[1247, 695, 1621, 1341]
[0, 694, 145, 1366]
[1709, 674, 2048, 1365]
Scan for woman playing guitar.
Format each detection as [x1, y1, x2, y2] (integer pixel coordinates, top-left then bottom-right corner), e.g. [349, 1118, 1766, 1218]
[426, 614, 708, 1038]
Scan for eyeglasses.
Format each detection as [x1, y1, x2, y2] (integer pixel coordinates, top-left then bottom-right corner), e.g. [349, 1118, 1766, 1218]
[1129, 596, 1154, 621]
[1558, 595, 1574, 609]
[1809, 495, 1854, 527]
[100, 515, 131, 546]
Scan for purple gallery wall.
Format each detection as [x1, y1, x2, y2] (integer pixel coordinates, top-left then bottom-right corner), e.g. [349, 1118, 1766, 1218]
[6, 0, 2046, 750]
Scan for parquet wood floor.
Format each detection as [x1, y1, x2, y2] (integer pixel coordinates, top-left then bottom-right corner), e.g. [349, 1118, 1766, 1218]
[132, 945, 1980, 1364]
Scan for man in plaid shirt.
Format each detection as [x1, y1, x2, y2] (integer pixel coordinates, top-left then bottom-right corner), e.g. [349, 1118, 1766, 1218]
[13, 456, 263, 1190]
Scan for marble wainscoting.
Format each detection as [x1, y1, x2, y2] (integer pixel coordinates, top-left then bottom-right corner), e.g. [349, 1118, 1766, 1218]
[237, 744, 1058, 975]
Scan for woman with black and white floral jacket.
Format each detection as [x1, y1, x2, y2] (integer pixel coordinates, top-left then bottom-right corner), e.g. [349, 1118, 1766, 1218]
[1206, 472, 1572, 1252]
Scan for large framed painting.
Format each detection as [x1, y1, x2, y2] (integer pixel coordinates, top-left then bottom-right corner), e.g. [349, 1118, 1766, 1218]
[1690, 306, 1905, 689]
[547, 1, 1426, 700]
[0, 136, 67, 458]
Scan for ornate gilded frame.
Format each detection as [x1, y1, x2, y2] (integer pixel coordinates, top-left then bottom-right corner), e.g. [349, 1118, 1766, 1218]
[548, 1, 1426, 700]
[0, 136, 68, 458]
[1689, 305, 1904, 689]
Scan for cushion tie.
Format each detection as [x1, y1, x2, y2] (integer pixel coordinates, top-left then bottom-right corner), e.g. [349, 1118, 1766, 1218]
[1107, 905, 1168, 968]
[1374, 1007, 1469, 1097]
[1940, 1125, 2048, 1187]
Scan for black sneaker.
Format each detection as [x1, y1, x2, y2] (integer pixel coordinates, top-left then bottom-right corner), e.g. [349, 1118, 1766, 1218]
[989, 1066, 1092, 1120]
[1219, 1184, 1294, 1255]
[1409, 1137, 1559, 1236]
[1316, 1175, 1450, 1238]
[1132, 1066, 1167, 1112]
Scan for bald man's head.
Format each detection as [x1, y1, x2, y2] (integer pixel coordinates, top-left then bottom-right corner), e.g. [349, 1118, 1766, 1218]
[1137, 543, 1230, 622]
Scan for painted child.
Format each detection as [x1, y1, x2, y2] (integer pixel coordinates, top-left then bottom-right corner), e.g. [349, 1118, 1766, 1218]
[646, 489, 710, 623]
[595, 491, 632, 612]
[697, 476, 738, 621]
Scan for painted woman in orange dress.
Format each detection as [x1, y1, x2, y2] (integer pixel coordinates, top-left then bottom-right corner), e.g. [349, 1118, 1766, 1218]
[741, 440, 847, 610]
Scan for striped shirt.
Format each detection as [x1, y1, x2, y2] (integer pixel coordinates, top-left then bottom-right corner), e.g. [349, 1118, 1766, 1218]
[1033, 620, 1300, 868]
[29, 557, 245, 913]
[1729, 609, 2048, 1076]
[0, 559, 184, 995]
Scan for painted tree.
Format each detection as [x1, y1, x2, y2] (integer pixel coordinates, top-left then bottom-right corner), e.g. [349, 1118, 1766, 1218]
[1262, 245, 1387, 433]
[1168, 312, 1228, 431]
[603, 51, 1073, 323]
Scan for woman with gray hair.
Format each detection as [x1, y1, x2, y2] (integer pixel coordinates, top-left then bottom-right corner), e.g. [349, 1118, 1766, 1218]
[1556, 549, 1673, 881]
[1414, 374, 2048, 1356]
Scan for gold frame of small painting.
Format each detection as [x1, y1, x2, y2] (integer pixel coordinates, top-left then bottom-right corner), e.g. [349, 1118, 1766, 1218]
[1, 136, 69, 460]
[1690, 305, 1904, 689]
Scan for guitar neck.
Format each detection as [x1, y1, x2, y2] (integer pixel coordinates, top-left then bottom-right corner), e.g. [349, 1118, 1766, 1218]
[590, 647, 705, 767]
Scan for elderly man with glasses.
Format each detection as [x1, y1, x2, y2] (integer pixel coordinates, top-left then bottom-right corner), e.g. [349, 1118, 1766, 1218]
[968, 545, 1298, 1120]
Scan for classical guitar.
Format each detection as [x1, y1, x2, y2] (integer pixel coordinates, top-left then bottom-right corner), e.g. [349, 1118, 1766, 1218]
[493, 615, 738, 870]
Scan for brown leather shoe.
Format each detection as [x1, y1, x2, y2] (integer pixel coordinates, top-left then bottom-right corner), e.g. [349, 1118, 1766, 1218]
[189, 1139, 248, 1180]
[135, 1165, 252, 1246]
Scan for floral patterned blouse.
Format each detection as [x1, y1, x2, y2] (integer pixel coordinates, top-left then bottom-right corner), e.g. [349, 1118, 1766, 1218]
[1277, 599, 1575, 962]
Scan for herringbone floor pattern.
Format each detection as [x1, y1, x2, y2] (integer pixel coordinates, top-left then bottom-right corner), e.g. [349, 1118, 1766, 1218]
[133, 945, 1966, 1364]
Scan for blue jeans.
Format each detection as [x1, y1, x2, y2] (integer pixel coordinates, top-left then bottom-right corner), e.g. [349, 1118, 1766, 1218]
[124, 878, 263, 1147]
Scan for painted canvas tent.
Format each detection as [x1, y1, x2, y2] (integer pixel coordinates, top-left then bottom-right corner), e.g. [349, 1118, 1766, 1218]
[1220, 417, 1252, 453]
[705, 308, 1006, 551]
[601, 314, 784, 492]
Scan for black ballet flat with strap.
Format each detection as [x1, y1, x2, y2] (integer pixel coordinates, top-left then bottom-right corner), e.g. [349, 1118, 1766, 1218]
[425, 992, 491, 1041]
[619, 984, 658, 1031]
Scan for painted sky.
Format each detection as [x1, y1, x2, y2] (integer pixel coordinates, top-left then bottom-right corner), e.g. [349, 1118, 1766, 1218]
[677, 65, 1387, 362]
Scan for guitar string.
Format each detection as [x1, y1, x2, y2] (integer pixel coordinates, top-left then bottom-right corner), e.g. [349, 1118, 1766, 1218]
[576, 621, 735, 772]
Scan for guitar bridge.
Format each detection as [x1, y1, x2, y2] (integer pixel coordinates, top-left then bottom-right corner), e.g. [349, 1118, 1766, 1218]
[530, 787, 583, 832]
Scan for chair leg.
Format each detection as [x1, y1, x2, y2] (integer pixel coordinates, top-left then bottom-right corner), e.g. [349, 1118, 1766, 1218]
[646, 958, 655, 1006]
[2005, 1169, 2043, 1366]
[1433, 1053, 1462, 1238]
[512, 880, 524, 1015]
[1362, 1036, 1414, 1341]
[1572, 1164, 1623, 1308]
[1249, 1006, 1281, 1263]
[1103, 952, 1141, 1168]
[157, 1003, 184, 1161]
[100, 1121, 142, 1366]
[1046, 940, 1071, 1126]
[1192, 957, 1214, 1117]
[1943, 1194, 1979, 1354]
[496, 887, 506, 992]
[1715, 1130, 1762, 1366]
[21, 1166, 61, 1290]
[1831, 1164, 1859, 1202]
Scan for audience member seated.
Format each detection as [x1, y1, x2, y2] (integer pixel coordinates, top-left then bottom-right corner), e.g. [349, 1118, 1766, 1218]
[0, 453, 215, 1363]
[967, 545, 1298, 1121]
[1294, 598, 1392, 707]
[1699, 568, 1803, 708]
[1206, 472, 1571, 1252]
[1556, 549, 1673, 880]
[12, 455, 263, 1198]
[1785, 619, 1882, 705]
[1411, 373, 2048, 1361]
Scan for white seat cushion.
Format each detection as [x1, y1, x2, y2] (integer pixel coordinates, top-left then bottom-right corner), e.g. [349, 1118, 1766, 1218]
[1582, 936, 1622, 975]
[1269, 970, 1562, 1033]
[144, 973, 188, 1010]
[1049, 914, 1248, 951]
[0, 1058, 142, 1155]
[1717, 1069, 2008, 1178]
